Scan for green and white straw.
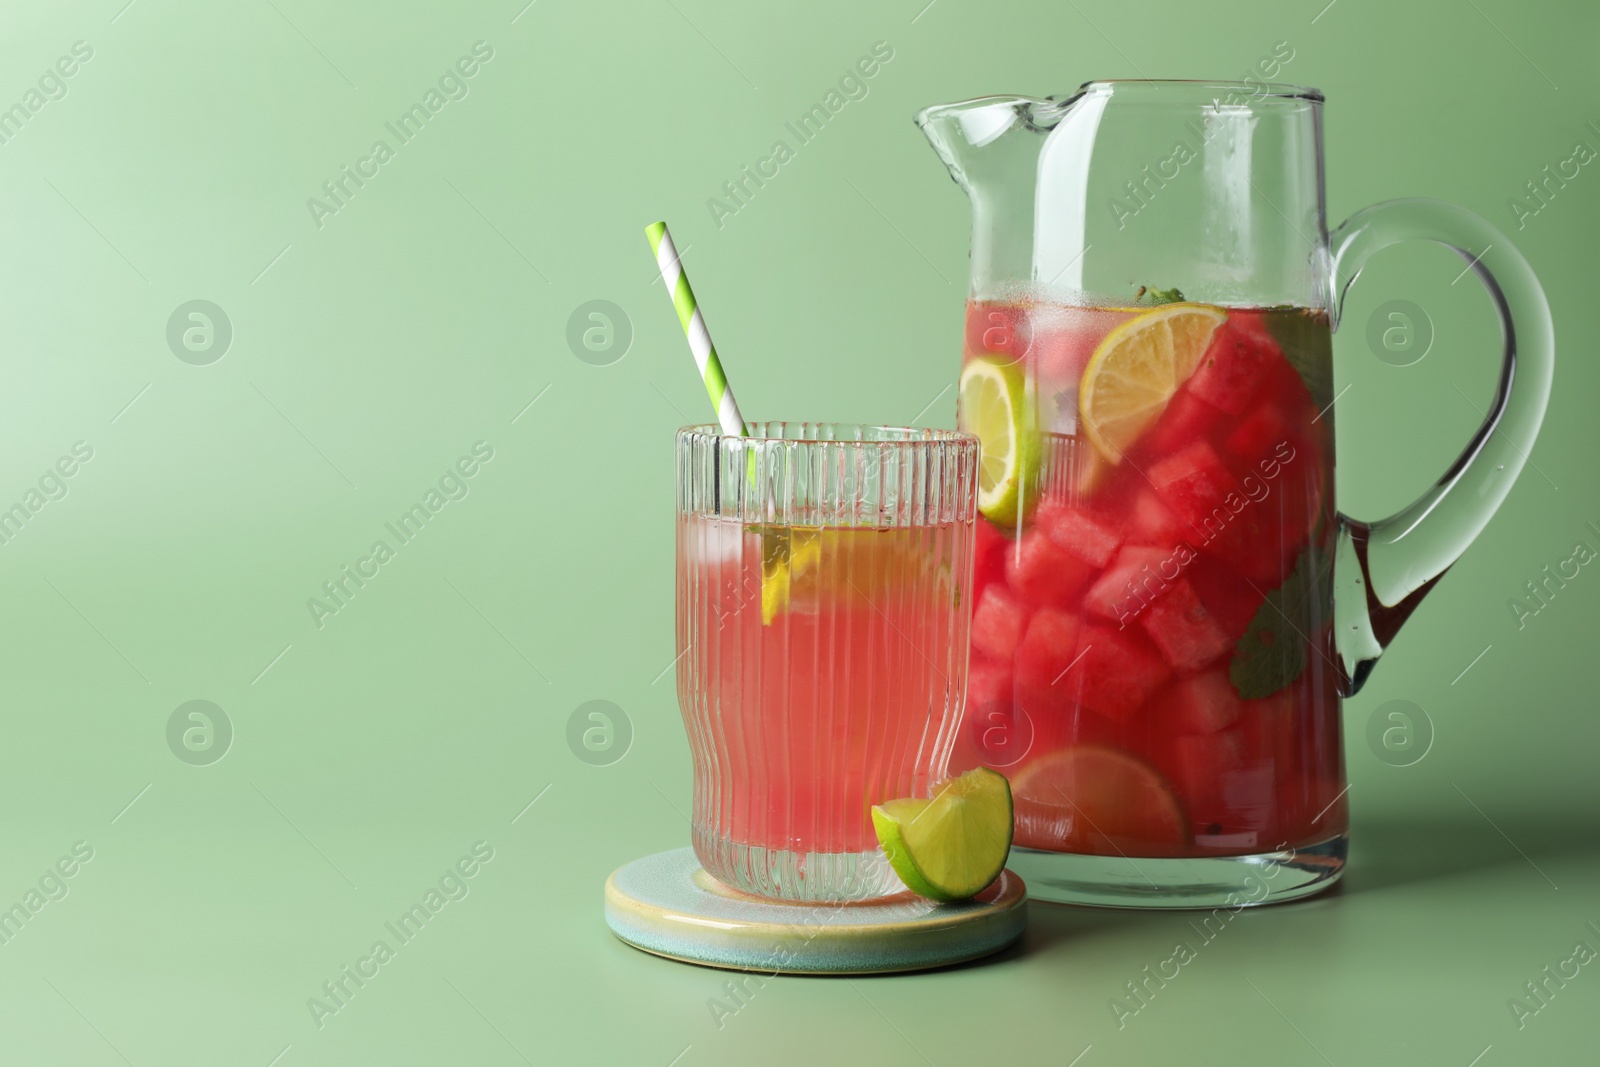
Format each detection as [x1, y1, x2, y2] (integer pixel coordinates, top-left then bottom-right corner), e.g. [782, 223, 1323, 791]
[645, 221, 747, 437]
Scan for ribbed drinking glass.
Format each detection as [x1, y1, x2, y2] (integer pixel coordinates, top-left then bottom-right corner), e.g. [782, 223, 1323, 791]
[675, 423, 979, 901]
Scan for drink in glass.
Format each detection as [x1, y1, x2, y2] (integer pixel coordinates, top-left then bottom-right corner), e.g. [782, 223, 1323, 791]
[675, 423, 978, 901]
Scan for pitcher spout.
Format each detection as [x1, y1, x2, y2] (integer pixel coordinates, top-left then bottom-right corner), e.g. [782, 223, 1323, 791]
[918, 94, 1088, 297]
[915, 96, 1056, 194]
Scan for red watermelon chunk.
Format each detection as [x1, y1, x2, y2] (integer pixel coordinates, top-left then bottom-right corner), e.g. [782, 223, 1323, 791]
[1012, 609, 1084, 748]
[1013, 608, 1082, 694]
[1185, 694, 1292, 839]
[1127, 487, 1190, 548]
[1037, 502, 1122, 568]
[1163, 729, 1280, 838]
[1166, 730, 1246, 808]
[956, 657, 1028, 772]
[1140, 577, 1233, 672]
[1083, 544, 1175, 623]
[1052, 709, 1127, 751]
[1150, 440, 1245, 530]
[1206, 441, 1319, 587]
[1075, 623, 1172, 720]
[1186, 315, 1278, 415]
[1143, 388, 1225, 458]
[1224, 403, 1292, 473]
[1185, 557, 1264, 643]
[971, 585, 1029, 661]
[1159, 668, 1245, 734]
[1229, 692, 1289, 763]
[973, 518, 1010, 594]
[967, 657, 1014, 710]
[1005, 529, 1097, 607]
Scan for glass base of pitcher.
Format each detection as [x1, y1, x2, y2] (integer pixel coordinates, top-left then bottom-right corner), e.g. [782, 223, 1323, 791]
[1008, 834, 1347, 909]
[692, 830, 904, 903]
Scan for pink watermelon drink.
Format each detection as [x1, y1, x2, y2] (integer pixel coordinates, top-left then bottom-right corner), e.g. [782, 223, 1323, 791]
[675, 425, 977, 901]
[950, 299, 1344, 859]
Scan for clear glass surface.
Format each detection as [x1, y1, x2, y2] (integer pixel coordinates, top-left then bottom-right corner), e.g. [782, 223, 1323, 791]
[920, 80, 1553, 907]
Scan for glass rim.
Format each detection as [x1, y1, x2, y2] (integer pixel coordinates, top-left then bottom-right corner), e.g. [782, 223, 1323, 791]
[676, 422, 978, 447]
[917, 81, 1323, 130]
[1074, 78, 1323, 103]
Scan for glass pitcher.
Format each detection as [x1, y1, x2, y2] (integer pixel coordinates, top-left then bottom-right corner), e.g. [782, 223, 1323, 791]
[920, 80, 1552, 907]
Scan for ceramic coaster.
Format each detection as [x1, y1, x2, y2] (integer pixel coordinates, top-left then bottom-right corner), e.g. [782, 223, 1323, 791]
[604, 848, 1027, 975]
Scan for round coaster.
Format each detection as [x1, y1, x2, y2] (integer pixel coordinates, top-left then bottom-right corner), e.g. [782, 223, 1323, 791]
[604, 848, 1027, 975]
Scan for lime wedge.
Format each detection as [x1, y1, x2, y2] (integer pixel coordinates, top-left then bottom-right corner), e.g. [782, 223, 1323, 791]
[872, 767, 1014, 901]
[958, 355, 1039, 526]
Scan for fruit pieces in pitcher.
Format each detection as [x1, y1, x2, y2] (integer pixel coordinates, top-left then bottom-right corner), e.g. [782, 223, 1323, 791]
[955, 300, 1336, 855]
[1011, 745, 1191, 857]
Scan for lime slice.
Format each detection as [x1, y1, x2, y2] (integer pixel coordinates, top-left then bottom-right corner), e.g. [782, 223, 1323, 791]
[872, 767, 1014, 901]
[958, 355, 1039, 526]
[1079, 303, 1227, 463]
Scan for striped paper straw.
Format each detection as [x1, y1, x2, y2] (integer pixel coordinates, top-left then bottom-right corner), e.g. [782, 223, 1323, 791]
[645, 221, 747, 437]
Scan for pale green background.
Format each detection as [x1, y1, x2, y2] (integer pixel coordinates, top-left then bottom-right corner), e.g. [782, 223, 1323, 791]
[0, 0, 1595, 1063]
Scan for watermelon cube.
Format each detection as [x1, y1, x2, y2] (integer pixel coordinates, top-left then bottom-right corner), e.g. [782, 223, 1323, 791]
[1206, 446, 1319, 587]
[1224, 403, 1292, 473]
[973, 518, 1010, 594]
[1186, 315, 1279, 415]
[966, 657, 1014, 711]
[1168, 731, 1279, 837]
[1185, 557, 1264, 642]
[1005, 530, 1097, 607]
[1140, 578, 1233, 672]
[1037, 502, 1122, 568]
[952, 658, 1024, 772]
[1158, 668, 1244, 734]
[1229, 691, 1292, 767]
[971, 585, 1029, 661]
[1011, 610, 1084, 752]
[1143, 388, 1225, 458]
[1166, 731, 1246, 804]
[1013, 608, 1083, 694]
[1074, 623, 1172, 720]
[1150, 440, 1245, 531]
[1083, 544, 1176, 623]
[1127, 487, 1190, 547]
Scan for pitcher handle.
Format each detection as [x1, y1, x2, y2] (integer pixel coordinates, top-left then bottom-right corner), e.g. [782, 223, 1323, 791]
[1327, 198, 1554, 695]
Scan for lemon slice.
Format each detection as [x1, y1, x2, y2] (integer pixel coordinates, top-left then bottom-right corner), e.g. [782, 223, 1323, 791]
[958, 355, 1040, 526]
[1010, 746, 1189, 855]
[872, 767, 1014, 901]
[1079, 303, 1227, 462]
[760, 526, 822, 625]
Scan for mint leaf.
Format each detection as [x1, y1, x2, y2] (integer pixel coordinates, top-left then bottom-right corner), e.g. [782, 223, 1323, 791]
[1229, 545, 1331, 699]
[1135, 285, 1186, 306]
[1263, 307, 1334, 414]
